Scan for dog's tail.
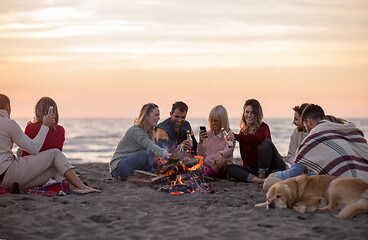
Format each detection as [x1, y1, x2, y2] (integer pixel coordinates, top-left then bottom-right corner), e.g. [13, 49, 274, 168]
[336, 190, 368, 219]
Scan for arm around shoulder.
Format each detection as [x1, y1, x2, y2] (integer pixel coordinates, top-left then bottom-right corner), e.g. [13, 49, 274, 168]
[7, 120, 49, 155]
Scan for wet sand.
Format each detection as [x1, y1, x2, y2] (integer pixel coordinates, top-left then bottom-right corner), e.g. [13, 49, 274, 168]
[0, 161, 367, 240]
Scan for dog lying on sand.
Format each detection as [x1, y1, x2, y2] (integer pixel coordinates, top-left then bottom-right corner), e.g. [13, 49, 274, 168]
[255, 175, 368, 219]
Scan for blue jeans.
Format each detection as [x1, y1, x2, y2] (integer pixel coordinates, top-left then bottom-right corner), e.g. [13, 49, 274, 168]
[273, 163, 316, 180]
[111, 150, 154, 180]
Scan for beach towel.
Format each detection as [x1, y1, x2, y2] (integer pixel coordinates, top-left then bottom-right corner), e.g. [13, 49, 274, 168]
[294, 120, 368, 182]
[0, 182, 69, 197]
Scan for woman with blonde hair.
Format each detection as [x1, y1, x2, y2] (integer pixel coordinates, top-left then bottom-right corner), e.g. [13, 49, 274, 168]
[227, 99, 286, 183]
[110, 103, 171, 180]
[198, 105, 235, 177]
[21, 97, 65, 157]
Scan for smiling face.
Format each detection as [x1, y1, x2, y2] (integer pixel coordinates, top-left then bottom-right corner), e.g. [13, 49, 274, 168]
[146, 107, 160, 129]
[170, 109, 187, 130]
[210, 119, 221, 133]
[244, 105, 255, 126]
[293, 112, 305, 132]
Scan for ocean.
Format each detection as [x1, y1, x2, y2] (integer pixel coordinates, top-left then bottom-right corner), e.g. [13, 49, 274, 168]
[13, 118, 368, 164]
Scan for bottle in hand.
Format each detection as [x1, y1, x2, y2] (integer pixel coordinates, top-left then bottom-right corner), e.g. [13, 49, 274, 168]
[221, 128, 234, 149]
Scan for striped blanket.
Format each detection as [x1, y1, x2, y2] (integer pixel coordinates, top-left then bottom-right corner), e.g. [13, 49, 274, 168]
[294, 120, 368, 182]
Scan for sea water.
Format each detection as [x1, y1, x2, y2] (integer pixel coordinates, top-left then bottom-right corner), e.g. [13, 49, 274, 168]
[13, 118, 368, 164]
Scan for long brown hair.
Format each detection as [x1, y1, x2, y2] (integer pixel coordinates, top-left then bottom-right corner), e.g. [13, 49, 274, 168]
[240, 99, 263, 134]
[34, 97, 59, 124]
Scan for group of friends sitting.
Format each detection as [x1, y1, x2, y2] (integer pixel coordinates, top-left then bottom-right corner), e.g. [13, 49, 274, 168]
[0, 93, 367, 195]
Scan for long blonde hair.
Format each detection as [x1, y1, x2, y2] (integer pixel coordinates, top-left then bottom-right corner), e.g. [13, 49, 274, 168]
[134, 103, 158, 140]
[240, 99, 263, 134]
[208, 105, 231, 138]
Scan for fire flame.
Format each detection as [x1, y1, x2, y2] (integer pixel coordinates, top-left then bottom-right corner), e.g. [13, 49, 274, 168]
[154, 154, 207, 195]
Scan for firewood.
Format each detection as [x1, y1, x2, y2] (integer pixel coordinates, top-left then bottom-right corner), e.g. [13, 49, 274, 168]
[127, 176, 153, 186]
[151, 174, 168, 183]
[133, 170, 157, 177]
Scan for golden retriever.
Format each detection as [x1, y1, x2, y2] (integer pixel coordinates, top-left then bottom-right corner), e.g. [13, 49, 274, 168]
[256, 175, 368, 219]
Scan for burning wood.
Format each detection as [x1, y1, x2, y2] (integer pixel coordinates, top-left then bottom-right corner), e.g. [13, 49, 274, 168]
[154, 151, 203, 176]
[129, 151, 209, 195]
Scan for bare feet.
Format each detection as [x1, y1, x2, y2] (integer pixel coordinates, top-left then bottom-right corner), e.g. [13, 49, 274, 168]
[71, 186, 101, 194]
[251, 177, 265, 184]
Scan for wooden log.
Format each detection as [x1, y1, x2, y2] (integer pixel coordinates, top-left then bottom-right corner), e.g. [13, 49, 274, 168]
[134, 170, 157, 177]
[151, 174, 168, 183]
[127, 176, 153, 186]
[160, 157, 199, 174]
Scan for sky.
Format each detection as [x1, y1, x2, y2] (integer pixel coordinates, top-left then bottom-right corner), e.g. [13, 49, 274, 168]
[1, 0, 368, 119]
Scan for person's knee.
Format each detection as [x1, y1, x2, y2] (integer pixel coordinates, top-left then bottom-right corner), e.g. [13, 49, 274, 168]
[226, 164, 237, 175]
[112, 167, 131, 180]
[259, 138, 272, 149]
[43, 148, 62, 157]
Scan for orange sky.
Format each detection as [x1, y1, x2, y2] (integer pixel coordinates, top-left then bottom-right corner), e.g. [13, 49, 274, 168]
[1, 0, 368, 119]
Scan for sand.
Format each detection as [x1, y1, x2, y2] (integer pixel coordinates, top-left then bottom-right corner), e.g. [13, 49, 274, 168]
[0, 161, 367, 240]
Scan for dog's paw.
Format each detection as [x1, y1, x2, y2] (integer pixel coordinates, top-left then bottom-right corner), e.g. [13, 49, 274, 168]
[292, 205, 307, 213]
[255, 202, 268, 208]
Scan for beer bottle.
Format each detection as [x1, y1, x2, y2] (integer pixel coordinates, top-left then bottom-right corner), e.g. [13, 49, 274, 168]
[186, 130, 193, 152]
[221, 128, 234, 149]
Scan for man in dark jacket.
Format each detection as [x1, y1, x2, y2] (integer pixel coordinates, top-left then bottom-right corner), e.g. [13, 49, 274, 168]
[156, 101, 197, 153]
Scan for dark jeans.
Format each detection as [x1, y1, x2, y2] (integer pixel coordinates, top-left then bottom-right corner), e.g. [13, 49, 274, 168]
[111, 150, 154, 180]
[227, 138, 286, 182]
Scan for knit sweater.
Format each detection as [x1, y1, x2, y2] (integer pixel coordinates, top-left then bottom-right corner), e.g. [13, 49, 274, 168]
[286, 128, 308, 165]
[0, 109, 49, 175]
[110, 125, 167, 173]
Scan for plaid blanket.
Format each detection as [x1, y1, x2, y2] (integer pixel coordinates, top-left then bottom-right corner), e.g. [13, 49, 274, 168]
[294, 120, 368, 182]
[0, 182, 69, 197]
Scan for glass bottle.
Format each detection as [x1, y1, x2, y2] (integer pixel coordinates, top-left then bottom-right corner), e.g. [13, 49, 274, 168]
[221, 128, 234, 149]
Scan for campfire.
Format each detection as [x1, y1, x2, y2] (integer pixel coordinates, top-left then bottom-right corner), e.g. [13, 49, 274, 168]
[128, 151, 210, 195]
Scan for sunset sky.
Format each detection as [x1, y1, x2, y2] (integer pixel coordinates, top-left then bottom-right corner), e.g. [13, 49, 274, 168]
[1, 0, 368, 119]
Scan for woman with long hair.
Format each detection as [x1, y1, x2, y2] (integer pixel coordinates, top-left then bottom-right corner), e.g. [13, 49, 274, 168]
[198, 105, 235, 177]
[110, 103, 171, 180]
[0, 93, 100, 194]
[21, 97, 65, 157]
[227, 99, 286, 183]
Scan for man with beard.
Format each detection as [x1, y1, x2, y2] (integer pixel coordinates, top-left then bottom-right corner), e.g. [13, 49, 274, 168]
[285, 103, 309, 167]
[264, 104, 368, 192]
[156, 101, 197, 153]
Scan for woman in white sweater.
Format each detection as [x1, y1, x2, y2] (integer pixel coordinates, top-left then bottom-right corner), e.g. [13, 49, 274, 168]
[0, 94, 100, 194]
[110, 103, 171, 180]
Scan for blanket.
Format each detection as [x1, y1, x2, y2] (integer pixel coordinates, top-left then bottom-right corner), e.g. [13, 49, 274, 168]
[0, 182, 69, 197]
[294, 120, 368, 182]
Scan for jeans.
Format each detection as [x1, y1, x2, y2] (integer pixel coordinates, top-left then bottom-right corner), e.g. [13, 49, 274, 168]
[227, 164, 258, 182]
[111, 150, 154, 180]
[227, 138, 287, 183]
[258, 138, 286, 174]
[273, 163, 316, 180]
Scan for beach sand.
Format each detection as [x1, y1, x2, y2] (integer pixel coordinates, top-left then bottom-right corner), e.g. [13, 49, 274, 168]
[0, 161, 367, 240]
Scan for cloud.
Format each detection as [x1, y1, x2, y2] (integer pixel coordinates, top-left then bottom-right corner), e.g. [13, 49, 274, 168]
[0, 0, 367, 67]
